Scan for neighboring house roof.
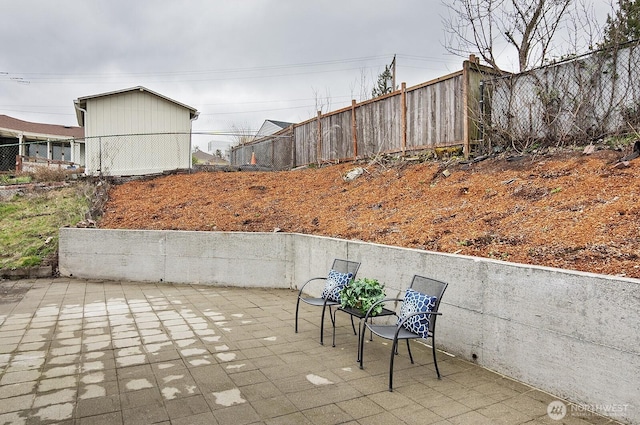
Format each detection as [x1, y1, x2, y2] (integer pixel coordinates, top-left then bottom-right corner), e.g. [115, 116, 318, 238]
[74, 85, 199, 126]
[255, 119, 294, 138]
[0, 114, 84, 140]
[266, 119, 294, 129]
[192, 148, 216, 162]
[193, 148, 229, 165]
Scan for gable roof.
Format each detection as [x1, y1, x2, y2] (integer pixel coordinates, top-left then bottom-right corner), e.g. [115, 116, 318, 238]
[74, 86, 199, 126]
[192, 148, 216, 162]
[266, 119, 294, 129]
[192, 148, 229, 165]
[0, 114, 84, 140]
[255, 119, 294, 138]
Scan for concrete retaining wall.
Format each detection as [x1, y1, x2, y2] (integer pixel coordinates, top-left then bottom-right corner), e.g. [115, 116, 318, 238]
[59, 228, 639, 423]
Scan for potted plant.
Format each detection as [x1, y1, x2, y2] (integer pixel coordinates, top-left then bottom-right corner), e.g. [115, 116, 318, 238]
[339, 277, 386, 316]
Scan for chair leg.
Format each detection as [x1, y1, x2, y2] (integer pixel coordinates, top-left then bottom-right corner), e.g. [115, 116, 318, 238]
[389, 337, 399, 392]
[406, 339, 414, 364]
[331, 309, 337, 347]
[369, 318, 374, 341]
[359, 325, 366, 369]
[432, 336, 441, 379]
[295, 297, 301, 333]
[356, 320, 361, 362]
[320, 304, 327, 345]
[350, 315, 356, 335]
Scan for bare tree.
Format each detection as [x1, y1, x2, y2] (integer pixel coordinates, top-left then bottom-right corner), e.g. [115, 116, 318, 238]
[312, 86, 332, 114]
[442, 0, 580, 73]
[229, 122, 255, 147]
[565, 0, 602, 53]
[349, 68, 371, 102]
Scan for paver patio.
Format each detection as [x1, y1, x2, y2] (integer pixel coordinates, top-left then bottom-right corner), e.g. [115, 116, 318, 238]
[0, 278, 620, 424]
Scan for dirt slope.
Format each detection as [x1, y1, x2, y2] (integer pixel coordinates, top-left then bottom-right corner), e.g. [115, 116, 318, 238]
[98, 149, 640, 279]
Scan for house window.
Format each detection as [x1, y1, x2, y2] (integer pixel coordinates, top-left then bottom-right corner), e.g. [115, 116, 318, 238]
[28, 142, 48, 158]
[51, 143, 71, 161]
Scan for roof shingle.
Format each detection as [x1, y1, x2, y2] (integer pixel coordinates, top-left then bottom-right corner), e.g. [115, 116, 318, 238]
[0, 115, 83, 139]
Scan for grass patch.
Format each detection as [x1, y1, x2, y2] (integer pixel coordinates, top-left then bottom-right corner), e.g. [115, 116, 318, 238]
[603, 134, 638, 150]
[0, 174, 32, 185]
[0, 183, 91, 270]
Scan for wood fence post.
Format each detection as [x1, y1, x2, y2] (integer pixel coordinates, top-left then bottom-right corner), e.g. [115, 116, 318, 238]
[316, 110, 322, 164]
[462, 58, 470, 159]
[271, 135, 275, 169]
[401, 82, 407, 156]
[290, 125, 296, 169]
[351, 99, 358, 159]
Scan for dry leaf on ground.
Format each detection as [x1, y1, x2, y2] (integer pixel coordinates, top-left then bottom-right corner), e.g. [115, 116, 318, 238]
[99, 149, 640, 279]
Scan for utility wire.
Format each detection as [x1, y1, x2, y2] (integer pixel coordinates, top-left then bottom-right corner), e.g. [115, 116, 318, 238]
[3, 55, 392, 79]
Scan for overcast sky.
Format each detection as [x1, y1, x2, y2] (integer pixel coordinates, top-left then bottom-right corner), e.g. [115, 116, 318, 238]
[0, 0, 613, 153]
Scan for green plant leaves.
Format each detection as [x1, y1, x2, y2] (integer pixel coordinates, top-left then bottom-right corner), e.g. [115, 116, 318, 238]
[339, 277, 386, 316]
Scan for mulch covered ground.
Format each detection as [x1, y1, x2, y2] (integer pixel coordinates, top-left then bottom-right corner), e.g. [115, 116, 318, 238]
[98, 148, 640, 279]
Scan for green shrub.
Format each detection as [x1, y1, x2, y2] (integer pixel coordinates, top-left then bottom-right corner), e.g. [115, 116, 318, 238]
[340, 277, 386, 316]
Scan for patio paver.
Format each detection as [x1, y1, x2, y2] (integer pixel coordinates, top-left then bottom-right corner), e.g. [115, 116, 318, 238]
[0, 278, 622, 424]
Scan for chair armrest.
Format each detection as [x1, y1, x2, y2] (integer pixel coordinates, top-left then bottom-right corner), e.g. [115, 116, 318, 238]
[362, 297, 403, 322]
[297, 277, 327, 296]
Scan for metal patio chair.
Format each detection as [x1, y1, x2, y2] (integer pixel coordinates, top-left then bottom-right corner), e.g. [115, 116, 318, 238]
[359, 275, 448, 391]
[294, 259, 360, 345]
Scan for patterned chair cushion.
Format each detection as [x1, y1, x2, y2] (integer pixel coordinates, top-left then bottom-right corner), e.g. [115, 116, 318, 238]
[397, 288, 438, 338]
[321, 269, 353, 302]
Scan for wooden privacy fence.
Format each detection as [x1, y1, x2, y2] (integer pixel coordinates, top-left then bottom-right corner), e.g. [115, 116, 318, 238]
[231, 57, 496, 169]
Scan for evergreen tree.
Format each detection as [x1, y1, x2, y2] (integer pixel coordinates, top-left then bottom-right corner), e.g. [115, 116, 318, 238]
[371, 65, 394, 98]
[602, 0, 640, 47]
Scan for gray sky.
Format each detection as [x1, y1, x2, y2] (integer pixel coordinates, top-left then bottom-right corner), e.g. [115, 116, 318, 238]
[0, 0, 613, 153]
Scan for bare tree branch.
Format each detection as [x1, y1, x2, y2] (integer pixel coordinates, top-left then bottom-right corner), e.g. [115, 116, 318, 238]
[441, 0, 594, 73]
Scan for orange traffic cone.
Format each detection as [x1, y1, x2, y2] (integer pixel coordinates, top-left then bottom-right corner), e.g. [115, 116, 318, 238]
[250, 152, 257, 165]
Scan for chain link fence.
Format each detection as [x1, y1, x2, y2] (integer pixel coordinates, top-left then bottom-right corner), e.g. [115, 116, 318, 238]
[2, 133, 194, 176]
[82, 133, 192, 176]
[229, 128, 294, 171]
[1, 139, 77, 173]
[481, 40, 640, 153]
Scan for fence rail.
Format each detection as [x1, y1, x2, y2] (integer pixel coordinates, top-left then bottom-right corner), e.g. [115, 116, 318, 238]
[231, 59, 495, 169]
[234, 43, 640, 169]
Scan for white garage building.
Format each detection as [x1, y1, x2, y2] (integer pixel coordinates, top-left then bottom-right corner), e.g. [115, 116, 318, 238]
[74, 86, 199, 176]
